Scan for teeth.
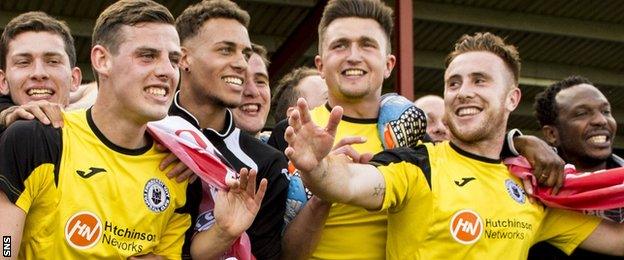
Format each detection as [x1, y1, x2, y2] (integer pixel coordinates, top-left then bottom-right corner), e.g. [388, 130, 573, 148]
[240, 104, 259, 112]
[457, 107, 480, 116]
[588, 135, 607, 144]
[27, 88, 53, 96]
[344, 69, 365, 76]
[223, 76, 243, 86]
[146, 87, 166, 97]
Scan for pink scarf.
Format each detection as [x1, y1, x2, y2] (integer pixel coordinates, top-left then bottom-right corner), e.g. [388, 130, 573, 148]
[147, 116, 255, 260]
[505, 156, 624, 223]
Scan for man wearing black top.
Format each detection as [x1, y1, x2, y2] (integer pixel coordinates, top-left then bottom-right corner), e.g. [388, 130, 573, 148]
[530, 75, 622, 259]
[174, 1, 288, 259]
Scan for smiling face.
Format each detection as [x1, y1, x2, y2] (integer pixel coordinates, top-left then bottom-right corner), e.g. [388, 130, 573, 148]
[181, 18, 251, 109]
[551, 84, 616, 164]
[233, 53, 270, 135]
[315, 17, 395, 103]
[95, 22, 181, 123]
[444, 51, 520, 144]
[0, 31, 80, 106]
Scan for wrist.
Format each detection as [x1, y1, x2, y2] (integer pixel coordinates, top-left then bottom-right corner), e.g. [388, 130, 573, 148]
[507, 128, 523, 156]
[213, 221, 241, 243]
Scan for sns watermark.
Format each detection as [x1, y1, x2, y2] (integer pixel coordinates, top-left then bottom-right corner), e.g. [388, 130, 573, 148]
[2, 236, 10, 257]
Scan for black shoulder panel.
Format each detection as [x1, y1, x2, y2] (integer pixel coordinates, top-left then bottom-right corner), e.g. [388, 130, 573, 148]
[370, 146, 432, 189]
[0, 120, 62, 203]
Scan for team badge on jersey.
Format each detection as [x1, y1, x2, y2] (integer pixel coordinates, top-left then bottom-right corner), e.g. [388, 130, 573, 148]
[143, 178, 170, 212]
[505, 179, 525, 204]
[65, 211, 102, 249]
[449, 209, 483, 244]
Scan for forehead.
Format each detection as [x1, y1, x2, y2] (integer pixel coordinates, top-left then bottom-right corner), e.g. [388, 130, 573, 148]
[444, 51, 509, 79]
[117, 23, 180, 51]
[195, 18, 250, 46]
[248, 54, 267, 75]
[555, 84, 609, 110]
[7, 31, 67, 56]
[323, 17, 388, 45]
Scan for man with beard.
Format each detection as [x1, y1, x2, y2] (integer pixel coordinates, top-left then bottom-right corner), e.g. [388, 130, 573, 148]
[174, 1, 288, 259]
[529, 75, 622, 259]
[284, 32, 624, 259]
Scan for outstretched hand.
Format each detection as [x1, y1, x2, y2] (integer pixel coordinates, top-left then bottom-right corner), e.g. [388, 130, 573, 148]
[284, 98, 343, 173]
[213, 168, 267, 239]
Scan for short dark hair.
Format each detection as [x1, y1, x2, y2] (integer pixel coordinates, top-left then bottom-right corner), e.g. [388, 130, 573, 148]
[251, 43, 270, 67]
[176, 0, 250, 44]
[445, 32, 521, 84]
[271, 66, 320, 122]
[92, 0, 174, 54]
[534, 75, 594, 127]
[1, 11, 76, 70]
[318, 0, 394, 54]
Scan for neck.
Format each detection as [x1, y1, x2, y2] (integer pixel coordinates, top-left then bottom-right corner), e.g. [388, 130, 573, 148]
[179, 87, 227, 131]
[449, 129, 505, 161]
[559, 152, 609, 172]
[327, 95, 380, 119]
[90, 101, 149, 150]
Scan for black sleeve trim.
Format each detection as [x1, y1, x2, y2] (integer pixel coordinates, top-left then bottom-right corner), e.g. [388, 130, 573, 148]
[267, 119, 288, 154]
[0, 120, 62, 203]
[370, 146, 432, 189]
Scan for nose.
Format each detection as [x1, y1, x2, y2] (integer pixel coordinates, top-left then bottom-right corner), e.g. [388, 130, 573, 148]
[231, 52, 248, 74]
[30, 60, 49, 81]
[243, 79, 259, 97]
[456, 82, 475, 101]
[590, 111, 609, 127]
[346, 44, 363, 63]
[154, 56, 177, 82]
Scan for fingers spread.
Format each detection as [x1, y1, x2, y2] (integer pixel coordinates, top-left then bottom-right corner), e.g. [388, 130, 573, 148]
[255, 178, 268, 205]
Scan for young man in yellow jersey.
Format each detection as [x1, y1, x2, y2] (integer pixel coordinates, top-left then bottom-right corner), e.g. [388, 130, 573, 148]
[285, 32, 624, 259]
[0, 1, 265, 258]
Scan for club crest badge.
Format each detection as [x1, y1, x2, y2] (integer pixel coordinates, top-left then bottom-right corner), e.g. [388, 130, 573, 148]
[143, 178, 170, 212]
[505, 179, 525, 204]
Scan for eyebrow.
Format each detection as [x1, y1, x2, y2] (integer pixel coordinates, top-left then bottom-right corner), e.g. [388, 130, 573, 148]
[135, 47, 160, 54]
[12, 51, 65, 58]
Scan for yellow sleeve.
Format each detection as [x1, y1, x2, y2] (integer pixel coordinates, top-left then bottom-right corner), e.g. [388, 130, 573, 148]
[537, 208, 601, 255]
[14, 164, 56, 214]
[378, 162, 426, 213]
[153, 211, 191, 260]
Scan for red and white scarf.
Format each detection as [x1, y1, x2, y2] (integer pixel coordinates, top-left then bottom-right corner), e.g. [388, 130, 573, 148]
[147, 116, 255, 260]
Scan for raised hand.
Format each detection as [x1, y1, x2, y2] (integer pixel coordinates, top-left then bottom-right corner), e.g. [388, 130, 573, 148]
[284, 98, 343, 173]
[213, 168, 267, 239]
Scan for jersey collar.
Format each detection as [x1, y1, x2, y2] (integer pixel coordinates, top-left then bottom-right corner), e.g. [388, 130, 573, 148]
[169, 90, 236, 138]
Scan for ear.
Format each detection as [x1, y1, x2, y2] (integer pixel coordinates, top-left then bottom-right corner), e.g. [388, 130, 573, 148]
[506, 87, 521, 111]
[180, 46, 191, 72]
[384, 54, 397, 79]
[0, 70, 8, 95]
[69, 67, 82, 92]
[314, 55, 325, 79]
[91, 45, 112, 81]
[541, 125, 560, 147]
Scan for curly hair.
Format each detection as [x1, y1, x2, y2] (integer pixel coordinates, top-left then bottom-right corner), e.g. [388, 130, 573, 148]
[533, 75, 593, 127]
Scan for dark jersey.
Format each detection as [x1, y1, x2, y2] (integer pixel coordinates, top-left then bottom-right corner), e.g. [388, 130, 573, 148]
[170, 92, 289, 260]
[0, 95, 15, 134]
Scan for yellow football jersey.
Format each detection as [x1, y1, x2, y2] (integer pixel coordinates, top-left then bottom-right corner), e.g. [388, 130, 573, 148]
[0, 109, 190, 259]
[373, 141, 601, 260]
[309, 105, 388, 260]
